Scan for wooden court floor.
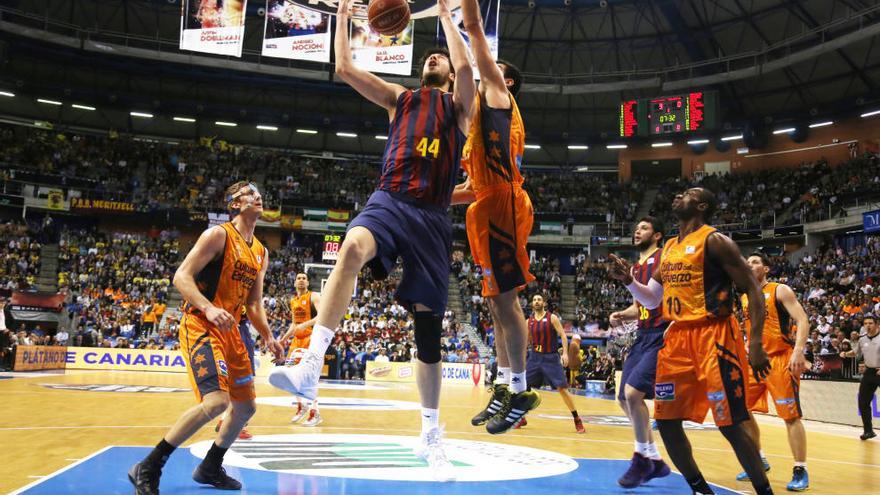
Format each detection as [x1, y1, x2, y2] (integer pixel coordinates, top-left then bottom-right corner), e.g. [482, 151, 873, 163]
[1, 369, 877, 494]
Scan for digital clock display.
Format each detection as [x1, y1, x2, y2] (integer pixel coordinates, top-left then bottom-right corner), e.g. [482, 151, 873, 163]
[619, 91, 717, 137]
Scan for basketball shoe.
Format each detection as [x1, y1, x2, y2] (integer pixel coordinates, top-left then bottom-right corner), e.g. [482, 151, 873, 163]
[290, 401, 308, 423]
[514, 417, 527, 429]
[268, 350, 321, 400]
[486, 389, 541, 434]
[618, 452, 653, 488]
[574, 416, 585, 434]
[302, 409, 323, 427]
[787, 466, 809, 491]
[471, 384, 510, 426]
[414, 426, 456, 482]
[192, 464, 242, 490]
[736, 456, 771, 481]
[128, 461, 160, 495]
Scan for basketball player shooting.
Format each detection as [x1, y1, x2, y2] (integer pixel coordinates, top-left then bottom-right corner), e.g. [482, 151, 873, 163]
[268, 0, 475, 482]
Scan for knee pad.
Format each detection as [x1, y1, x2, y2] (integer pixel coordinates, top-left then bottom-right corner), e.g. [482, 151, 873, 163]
[414, 311, 442, 364]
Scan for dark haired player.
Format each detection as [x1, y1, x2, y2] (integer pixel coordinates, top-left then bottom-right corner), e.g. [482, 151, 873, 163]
[450, 0, 539, 435]
[608, 217, 671, 487]
[268, 0, 475, 482]
[609, 187, 775, 495]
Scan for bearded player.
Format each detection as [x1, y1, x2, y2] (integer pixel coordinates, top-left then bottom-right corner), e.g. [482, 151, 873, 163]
[736, 252, 810, 491]
[128, 181, 284, 495]
[268, 0, 475, 481]
[450, 0, 540, 435]
[608, 217, 671, 487]
[278, 272, 323, 427]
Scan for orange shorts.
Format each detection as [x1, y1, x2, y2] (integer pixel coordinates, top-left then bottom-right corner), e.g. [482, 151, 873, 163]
[465, 184, 535, 297]
[654, 317, 750, 427]
[746, 350, 802, 420]
[179, 313, 255, 403]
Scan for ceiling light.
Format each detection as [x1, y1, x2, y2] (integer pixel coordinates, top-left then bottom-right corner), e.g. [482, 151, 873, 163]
[809, 121, 832, 128]
[215, 121, 237, 127]
[337, 132, 357, 138]
[38, 99, 62, 106]
[687, 139, 709, 145]
[860, 109, 880, 118]
[71, 104, 96, 111]
[567, 145, 589, 150]
[721, 134, 743, 141]
[130, 111, 154, 118]
[606, 144, 628, 149]
[0, 91, 14, 97]
[173, 116, 196, 123]
[772, 127, 795, 134]
[651, 142, 673, 148]
[256, 125, 278, 131]
[297, 129, 318, 134]
[375, 135, 388, 140]
[525, 144, 541, 150]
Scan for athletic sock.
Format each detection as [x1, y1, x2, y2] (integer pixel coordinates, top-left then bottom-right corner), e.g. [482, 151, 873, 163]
[144, 439, 176, 469]
[421, 408, 439, 434]
[634, 441, 650, 457]
[201, 442, 228, 471]
[496, 367, 511, 385]
[510, 371, 527, 393]
[686, 474, 714, 494]
[307, 324, 334, 356]
[794, 461, 807, 468]
[571, 410, 579, 419]
[644, 442, 662, 461]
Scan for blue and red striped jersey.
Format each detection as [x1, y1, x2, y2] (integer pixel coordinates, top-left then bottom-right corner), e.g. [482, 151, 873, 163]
[634, 248, 669, 331]
[528, 312, 557, 354]
[378, 88, 465, 209]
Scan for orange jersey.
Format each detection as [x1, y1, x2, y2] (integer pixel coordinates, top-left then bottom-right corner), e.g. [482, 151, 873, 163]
[461, 93, 526, 193]
[184, 222, 267, 325]
[659, 224, 734, 323]
[741, 282, 795, 355]
[290, 291, 316, 339]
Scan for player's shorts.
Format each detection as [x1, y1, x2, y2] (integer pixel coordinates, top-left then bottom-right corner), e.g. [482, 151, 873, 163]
[180, 313, 255, 403]
[465, 184, 535, 297]
[746, 350, 802, 420]
[239, 318, 255, 376]
[526, 350, 568, 389]
[654, 317, 750, 427]
[349, 190, 451, 315]
[618, 327, 665, 401]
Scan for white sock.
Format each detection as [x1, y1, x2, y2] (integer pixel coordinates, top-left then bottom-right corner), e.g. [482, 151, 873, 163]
[421, 408, 439, 434]
[307, 324, 334, 356]
[496, 367, 511, 385]
[509, 372, 527, 393]
[794, 461, 806, 468]
[759, 450, 767, 460]
[645, 442, 662, 461]
[635, 441, 650, 457]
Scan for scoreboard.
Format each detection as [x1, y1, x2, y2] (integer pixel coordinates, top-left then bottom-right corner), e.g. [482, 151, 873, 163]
[619, 91, 718, 137]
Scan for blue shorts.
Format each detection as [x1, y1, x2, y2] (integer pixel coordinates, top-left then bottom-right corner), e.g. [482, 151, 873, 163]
[526, 351, 568, 389]
[239, 318, 256, 376]
[348, 190, 452, 315]
[618, 328, 665, 401]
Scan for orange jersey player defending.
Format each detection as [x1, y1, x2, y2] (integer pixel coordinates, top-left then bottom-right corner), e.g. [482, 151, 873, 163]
[279, 272, 323, 426]
[451, 0, 540, 435]
[128, 181, 284, 495]
[609, 187, 775, 495]
[735, 252, 811, 491]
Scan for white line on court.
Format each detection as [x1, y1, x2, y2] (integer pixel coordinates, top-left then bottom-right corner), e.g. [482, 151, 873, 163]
[9, 446, 113, 495]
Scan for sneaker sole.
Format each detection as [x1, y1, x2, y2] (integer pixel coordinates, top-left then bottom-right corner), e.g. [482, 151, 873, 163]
[268, 369, 317, 400]
[786, 486, 809, 492]
[303, 419, 323, 427]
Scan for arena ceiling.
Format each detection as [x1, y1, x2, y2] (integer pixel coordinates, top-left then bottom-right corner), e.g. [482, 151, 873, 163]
[1, 0, 879, 162]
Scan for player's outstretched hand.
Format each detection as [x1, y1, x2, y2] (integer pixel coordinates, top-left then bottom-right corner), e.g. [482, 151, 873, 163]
[748, 341, 772, 382]
[205, 306, 235, 331]
[337, 0, 353, 17]
[607, 254, 633, 284]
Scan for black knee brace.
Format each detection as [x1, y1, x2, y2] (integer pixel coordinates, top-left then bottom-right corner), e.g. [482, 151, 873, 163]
[414, 311, 442, 364]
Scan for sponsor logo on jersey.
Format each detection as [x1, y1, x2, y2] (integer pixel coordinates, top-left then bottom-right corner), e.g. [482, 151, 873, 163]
[655, 382, 675, 401]
[707, 391, 725, 402]
[685, 246, 696, 254]
[218, 359, 228, 377]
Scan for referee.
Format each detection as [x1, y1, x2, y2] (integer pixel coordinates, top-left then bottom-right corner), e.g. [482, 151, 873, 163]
[856, 315, 879, 440]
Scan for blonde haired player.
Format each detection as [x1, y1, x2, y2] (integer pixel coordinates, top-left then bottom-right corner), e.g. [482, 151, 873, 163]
[279, 272, 323, 426]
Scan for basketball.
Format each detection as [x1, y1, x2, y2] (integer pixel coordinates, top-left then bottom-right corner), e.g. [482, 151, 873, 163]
[367, 0, 410, 36]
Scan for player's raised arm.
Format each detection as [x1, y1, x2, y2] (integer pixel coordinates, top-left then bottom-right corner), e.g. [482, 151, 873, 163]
[460, 0, 508, 108]
[437, 0, 475, 133]
[334, 0, 406, 115]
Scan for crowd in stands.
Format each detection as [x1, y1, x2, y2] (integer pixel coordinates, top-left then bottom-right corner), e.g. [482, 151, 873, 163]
[0, 220, 41, 291]
[57, 227, 177, 349]
[649, 153, 880, 231]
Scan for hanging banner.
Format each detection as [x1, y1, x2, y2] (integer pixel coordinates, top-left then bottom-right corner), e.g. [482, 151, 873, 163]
[180, 0, 248, 57]
[263, 1, 332, 63]
[436, 0, 500, 80]
[70, 197, 136, 214]
[350, 18, 415, 76]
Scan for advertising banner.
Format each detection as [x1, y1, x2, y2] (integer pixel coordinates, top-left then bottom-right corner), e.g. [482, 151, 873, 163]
[180, 0, 248, 57]
[262, 0, 332, 63]
[366, 361, 485, 386]
[350, 17, 415, 76]
[864, 208, 880, 234]
[70, 197, 136, 214]
[13, 345, 68, 371]
[64, 347, 188, 373]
